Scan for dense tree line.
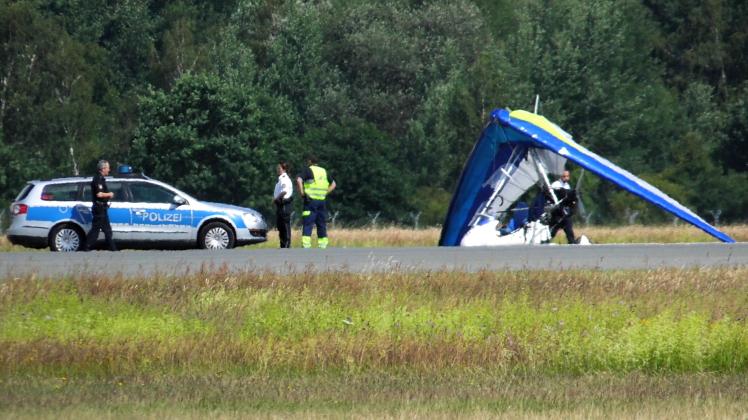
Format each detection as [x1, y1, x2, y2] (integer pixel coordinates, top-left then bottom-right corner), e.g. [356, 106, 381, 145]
[1, 0, 746, 227]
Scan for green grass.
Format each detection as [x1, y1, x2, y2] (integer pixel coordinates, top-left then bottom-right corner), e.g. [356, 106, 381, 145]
[2, 267, 747, 416]
[2, 268, 747, 375]
[0, 292, 212, 342]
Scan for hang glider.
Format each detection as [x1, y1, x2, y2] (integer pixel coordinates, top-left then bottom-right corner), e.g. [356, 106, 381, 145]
[439, 108, 735, 246]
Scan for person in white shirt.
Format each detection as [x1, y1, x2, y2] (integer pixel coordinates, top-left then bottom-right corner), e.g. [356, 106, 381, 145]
[550, 170, 571, 191]
[273, 161, 294, 248]
[549, 170, 577, 244]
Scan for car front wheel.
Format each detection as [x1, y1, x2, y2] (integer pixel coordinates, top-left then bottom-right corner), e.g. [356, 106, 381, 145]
[199, 222, 236, 250]
[49, 224, 84, 252]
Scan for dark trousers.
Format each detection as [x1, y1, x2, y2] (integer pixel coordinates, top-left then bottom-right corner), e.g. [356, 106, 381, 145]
[302, 199, 327, 238]
[551, 216, 576, 244]
[276, 201, 292, 248]
[86, 206, 117, 251]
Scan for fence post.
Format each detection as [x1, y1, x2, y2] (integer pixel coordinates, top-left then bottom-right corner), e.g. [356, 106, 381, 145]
[582, 211, 594, 226]
[624, 208, 639, 225]
[409, 211, 421, 229]
[367, 212, 381, 228]
[330, 210, 340, 229]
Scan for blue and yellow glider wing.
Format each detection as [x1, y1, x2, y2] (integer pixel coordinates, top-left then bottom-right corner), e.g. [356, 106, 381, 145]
[439, 108, 735, 245]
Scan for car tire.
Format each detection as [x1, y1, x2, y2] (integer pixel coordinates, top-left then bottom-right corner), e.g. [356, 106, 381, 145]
[49, 224, 85, 252]
[198, 222, 236, 250]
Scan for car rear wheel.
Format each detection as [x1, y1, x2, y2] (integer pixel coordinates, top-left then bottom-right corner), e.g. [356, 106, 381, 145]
[199, 222, 235, 250]
[49, 224, 84, 252]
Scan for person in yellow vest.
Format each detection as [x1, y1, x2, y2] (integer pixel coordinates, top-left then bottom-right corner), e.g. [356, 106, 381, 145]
[295, 155, 336, 248]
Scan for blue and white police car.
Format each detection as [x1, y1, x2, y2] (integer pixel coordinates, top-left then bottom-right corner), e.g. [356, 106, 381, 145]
[7, 167, 267, 251]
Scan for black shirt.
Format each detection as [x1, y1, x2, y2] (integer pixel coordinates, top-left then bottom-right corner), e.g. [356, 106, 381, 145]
[91, 173, 110, 207]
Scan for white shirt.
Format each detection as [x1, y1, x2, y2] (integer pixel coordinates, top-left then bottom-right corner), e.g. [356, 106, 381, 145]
[551, 180, 570, 190]
[274, 172, 293, 201]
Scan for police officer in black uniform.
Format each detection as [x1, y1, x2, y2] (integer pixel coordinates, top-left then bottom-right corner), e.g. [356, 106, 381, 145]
[85, 160, 118, 251]
[548, 170, 577, 244]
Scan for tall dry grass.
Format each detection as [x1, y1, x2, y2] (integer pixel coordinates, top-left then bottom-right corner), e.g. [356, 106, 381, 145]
[1, 224, 745, 251]
[1, 372, 747, 418]
[577, 224, 748, 244]
[255, 224, 748, 248]
[0, 235, 36, 252]
[254, 226, 442, 248]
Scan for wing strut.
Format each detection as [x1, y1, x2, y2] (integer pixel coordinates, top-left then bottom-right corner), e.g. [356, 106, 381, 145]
[530, 148, 558, 205]
[471, 144, 526, 227]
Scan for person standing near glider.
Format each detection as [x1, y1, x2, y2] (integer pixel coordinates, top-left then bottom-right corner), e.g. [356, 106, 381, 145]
[549, 170, 577, 244]
[296, 155, 336, 249]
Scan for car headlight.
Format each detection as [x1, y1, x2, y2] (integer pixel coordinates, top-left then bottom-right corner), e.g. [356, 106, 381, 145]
[243, 212, 262, 226]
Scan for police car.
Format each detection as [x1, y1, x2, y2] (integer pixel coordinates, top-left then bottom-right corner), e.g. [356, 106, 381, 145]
[7, 166, 267, 251]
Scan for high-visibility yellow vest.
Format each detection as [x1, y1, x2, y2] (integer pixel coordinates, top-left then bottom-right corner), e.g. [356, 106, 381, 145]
[304, 165, 330, 201]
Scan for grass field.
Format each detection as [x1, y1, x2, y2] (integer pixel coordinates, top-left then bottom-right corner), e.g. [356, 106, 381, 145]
[255, 224, 748, 248]
[2, 373, 746, 419]
[2, 267, 747, 417]
[2, 224, 746, 251]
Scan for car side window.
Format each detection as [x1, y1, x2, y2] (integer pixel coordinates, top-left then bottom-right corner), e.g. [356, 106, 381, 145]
[41, 183, 80, 201]
[80, 182, 124, 202]
[16, 184, 34, 201]
[129, 182, 175, 203]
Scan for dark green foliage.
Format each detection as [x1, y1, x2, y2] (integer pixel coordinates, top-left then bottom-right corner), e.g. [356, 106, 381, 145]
[260, 3, 350, 131]
[130, 72, 296, 215]
[642, 0, 748, 94]
[301, 118, 410, 223]
[1, 0, 747, 224]
[0, 2, 112, 197]
[721, 82, 748, 173]
[320, 1, 486, 139]
[412, 187, 453, 226]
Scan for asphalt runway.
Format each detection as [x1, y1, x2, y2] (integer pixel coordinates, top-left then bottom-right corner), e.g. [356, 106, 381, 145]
[1, 243, 747, 279]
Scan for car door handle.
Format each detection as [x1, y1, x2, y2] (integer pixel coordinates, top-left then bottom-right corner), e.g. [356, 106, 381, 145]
[133, 209, 146, 216]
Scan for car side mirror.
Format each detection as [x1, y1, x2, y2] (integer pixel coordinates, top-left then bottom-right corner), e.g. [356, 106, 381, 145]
[173, 195, 187, 206]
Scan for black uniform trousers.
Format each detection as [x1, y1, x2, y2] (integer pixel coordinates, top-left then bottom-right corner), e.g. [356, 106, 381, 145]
[551, 215, 576, 244]
[86, 205, 117, 251]
[275, 200, 292, 248]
